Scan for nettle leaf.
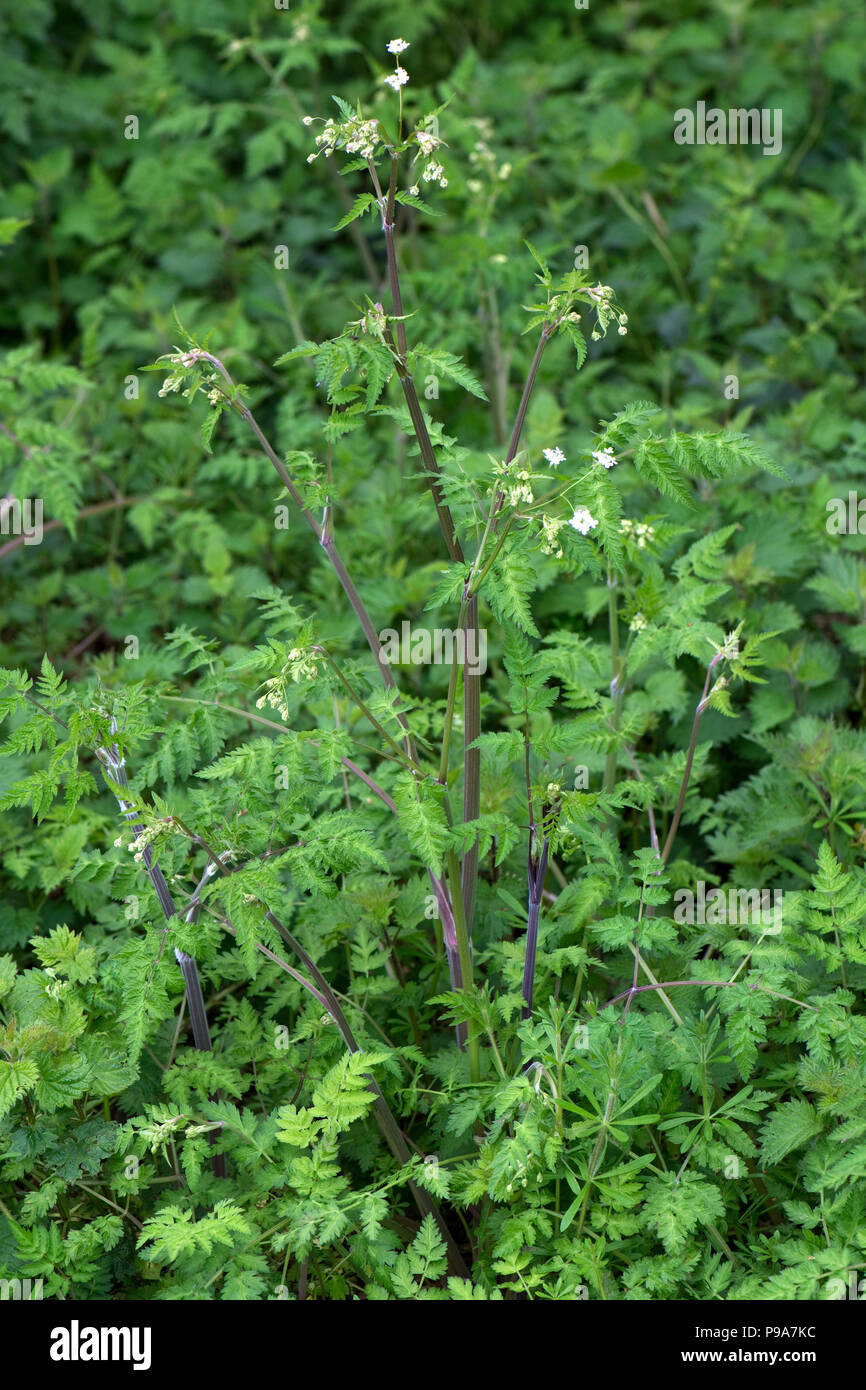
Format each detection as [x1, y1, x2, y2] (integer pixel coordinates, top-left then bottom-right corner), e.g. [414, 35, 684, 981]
[673, 525, 738, 581]
[0, 1058, 39, 1119]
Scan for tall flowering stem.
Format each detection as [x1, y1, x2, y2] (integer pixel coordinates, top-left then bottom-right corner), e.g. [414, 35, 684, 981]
[367, 152, 482, 1040]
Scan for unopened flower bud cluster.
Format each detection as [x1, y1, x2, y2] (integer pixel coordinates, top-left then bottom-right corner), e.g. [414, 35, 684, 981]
[255, 648, 320, 722]
[157, 349, 223, 404]
[492, 456, 534, 508]
[584, 284, 628, 339]
[123, 820, 171, 863]
[42, 966, 67, 1001]
[540, 514, 566, 557]
[620, 518, 656, 548]
[305, 114, 381, 164]
[354, 301, 388, 339]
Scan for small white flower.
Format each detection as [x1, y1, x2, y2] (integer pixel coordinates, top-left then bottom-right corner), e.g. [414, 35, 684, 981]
[387, 38, 410, 54]
[384, 67, 410, 90]
[408, 184, 419, 196]
[592, 447, 618, 469]
[543, 446, 566, 468]
[569, 507, 598, 535]
[113, 836, 123, 848]
[629, 612, 648, 632]
[302, 116, 313, 126]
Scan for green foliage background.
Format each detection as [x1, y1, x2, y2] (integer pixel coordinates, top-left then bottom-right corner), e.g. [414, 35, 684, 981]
[1, 0, 865, 1301]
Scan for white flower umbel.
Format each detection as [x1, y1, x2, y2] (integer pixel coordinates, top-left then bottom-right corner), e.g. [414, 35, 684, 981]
[543, 446, 566, 467]
[384, 67, 410, 90]
[592, 447, 618, 469]
[569, 507, 598, 535]
[387, 38, 410, 53]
